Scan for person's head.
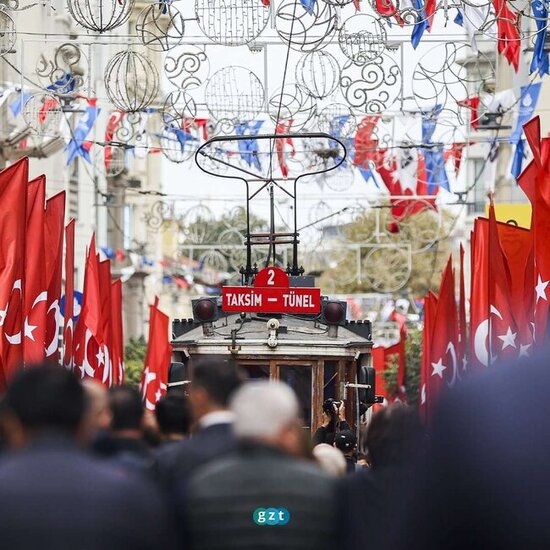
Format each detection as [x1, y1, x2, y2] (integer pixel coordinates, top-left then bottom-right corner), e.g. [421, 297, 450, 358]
[356, 452, 370, 468]
[82, 379, 112, 437]
[313, 443, 347, 477]
[155, 393, 192, 440]
[231, 380, 302, 456]
[189, 359, 243, 420]
[366, 403, 425, 470]
[3, 365, 85, 448]
[108, 386, 144, 437]
[334, 430, 357, 457]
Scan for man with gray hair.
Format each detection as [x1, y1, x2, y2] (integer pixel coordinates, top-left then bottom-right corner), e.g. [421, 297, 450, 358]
[179, 380, 337, 550]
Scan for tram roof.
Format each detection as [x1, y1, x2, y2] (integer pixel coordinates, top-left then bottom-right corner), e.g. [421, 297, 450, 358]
[172, 313, 373, 357]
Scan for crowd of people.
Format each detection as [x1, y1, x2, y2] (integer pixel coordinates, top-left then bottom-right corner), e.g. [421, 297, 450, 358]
[0, 354, 546, 549]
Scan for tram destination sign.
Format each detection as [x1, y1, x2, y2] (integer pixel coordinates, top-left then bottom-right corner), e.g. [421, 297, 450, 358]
[222, 267, 321, 314]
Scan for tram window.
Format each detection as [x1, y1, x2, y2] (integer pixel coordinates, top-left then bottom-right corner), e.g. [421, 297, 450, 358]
[240, 365, 270, 380]
[324, 362, 337, 402]
[279, 365, 312, 429]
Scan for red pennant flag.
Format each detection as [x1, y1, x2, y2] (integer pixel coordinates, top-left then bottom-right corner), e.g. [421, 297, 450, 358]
[457, 97, 481, 130]
[140, 297, 171, 411]
[419, 291, 437, 422]
[44, 191, 65, 362]
[23, 175, 47, 365]
[353, 116, 379, 169]
[73, 236, 103, 382]
[0, 158, 29, 385]
[275, 120, 295, 177]
[492, 0, 520, 71]
[110, 279, 124, 385]
[63, 219, 75, 370]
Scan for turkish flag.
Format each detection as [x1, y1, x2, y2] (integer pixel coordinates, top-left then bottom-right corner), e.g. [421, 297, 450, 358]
[517, 117, 550, 344]
[73, 236, 103, 382]
[98, 260, 113, 386]
[63, 219, 75, 370]
[419, 291, 437, 422]
[23, 175, 47, 365]
[458, 244, 467, 374]
[427, 257, 459, 420]
[469, 218, 490, 370]
[140, 297, 171, 411]
[44, 191, 65, 362]
[110, 279, 124, 385]
[371, 339, 406, 406]
[0, 158, 29, 385]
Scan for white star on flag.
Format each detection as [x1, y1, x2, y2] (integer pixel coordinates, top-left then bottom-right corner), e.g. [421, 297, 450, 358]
[96, 349, 105, 366]
[498, 327, 517, 350]
[519, 343, 531, 358]
[24, 318, 37, 341]
[431, 358, 446, 378]
[155, 388, 162, 402]
[535, 275, 549, 303]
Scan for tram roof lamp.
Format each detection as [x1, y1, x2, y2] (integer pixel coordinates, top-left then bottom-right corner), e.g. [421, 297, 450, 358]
[321, 300, 347, 325]
[192, 298, 219, 323]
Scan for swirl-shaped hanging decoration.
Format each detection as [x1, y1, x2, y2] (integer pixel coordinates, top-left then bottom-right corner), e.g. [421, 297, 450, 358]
[35, 43, 86, 95]
[340, 54, 401, 114]
[164, 46, 210, 90]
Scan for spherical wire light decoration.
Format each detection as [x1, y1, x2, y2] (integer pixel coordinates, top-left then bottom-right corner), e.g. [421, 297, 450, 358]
[204, 66, 265, 124]
[0, 10, 16, 57]
[22, 92, 63, 136]
[104, 50, 159, 112]
[136, 2, 186, 52]
[316, 103, 357, 138]
[269, 84, 316, 131]
[275, 0, 337, 52]
[67, 0, 135, 32]
[195, 0, 270, 46]
[338, 14, 387, 64]
[295, 51, 340, 99]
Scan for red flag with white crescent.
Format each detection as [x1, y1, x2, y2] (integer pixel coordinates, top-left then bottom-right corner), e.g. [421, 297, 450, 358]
[44, 191, 65, 362]
[427, 257, 458, 420]
[140, 298, 171, 411]
[110, 279, 124, 385]
[0, 158, 29, 385]
[419, 291, 437, 422]
[63, 219, 75, 370]
[73, 236, 103, 382]
[98, 260, 113, 387]
[23, 175, 47, 365]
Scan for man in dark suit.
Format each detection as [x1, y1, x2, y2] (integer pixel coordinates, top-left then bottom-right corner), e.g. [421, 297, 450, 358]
[0, 366, 175, 550]
[181, 380, 337, 550]
[404, 353, 550, 549]
[155, 358, 243, 488]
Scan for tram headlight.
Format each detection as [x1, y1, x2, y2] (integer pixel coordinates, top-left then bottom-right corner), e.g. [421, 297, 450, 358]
[320, 300, 347, 325]
[192, 298, 219, 336]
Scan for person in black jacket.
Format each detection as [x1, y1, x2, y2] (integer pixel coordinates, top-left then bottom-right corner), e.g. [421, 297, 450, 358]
[180, 380, 336, 550]
[312, 398, 350, 446]
[0, 366, 175, 550]
[155, 358, 243, 489]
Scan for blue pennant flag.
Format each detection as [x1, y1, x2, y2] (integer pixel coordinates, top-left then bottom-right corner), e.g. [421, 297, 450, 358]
[511, 139, 526, 179]
[357, 164, 379, 188]
[421, 105, 449, 192]
[411, 0, 429, 49]
[65, 101, 100, 165]
[510, 83, 542, 178]
[9, 90, 32, 118]
[530, 0, 549, 76]
[235, 120, 263, 171]
[454, 8, 463, 26]
[300, 0, 315, 14]
[47, 72, 76, 94]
